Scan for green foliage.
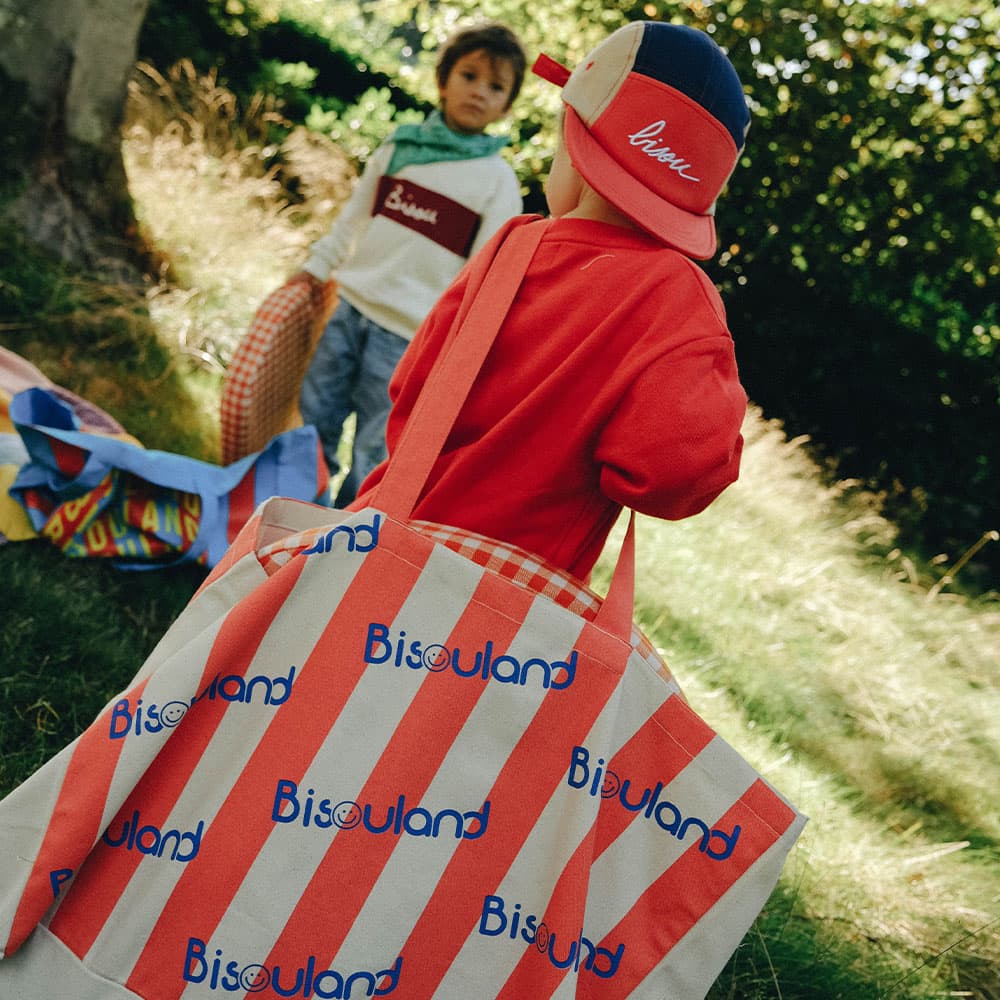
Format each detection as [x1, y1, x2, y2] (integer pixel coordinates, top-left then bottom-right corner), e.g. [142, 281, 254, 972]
[0, 221, 215, 458]
[307, 87, 424, 164]
[686, 0, 999, 581]
[257, 57, 317, 94]
[697, 0, 998, 359]
[139, 0, 428, 145]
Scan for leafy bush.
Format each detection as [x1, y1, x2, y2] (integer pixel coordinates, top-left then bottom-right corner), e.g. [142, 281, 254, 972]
[307, 86, 424, 164]
[134, 0, 999, 586]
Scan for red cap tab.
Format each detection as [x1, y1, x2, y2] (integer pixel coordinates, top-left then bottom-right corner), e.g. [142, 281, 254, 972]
[532, 53, 571, 88]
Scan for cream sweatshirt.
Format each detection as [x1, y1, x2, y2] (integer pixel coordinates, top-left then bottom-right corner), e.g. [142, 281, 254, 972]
[303, 142, 522, 340]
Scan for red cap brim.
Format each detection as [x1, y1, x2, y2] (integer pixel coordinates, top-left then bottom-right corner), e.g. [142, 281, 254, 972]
[563, 108, 717, 259]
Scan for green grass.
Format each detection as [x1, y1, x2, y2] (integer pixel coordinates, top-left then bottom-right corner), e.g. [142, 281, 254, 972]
[0, 221, 219, 461]
[592, 418, 1000, 998]
[0, 543, 205, 793]
[1, 64, 998, 999]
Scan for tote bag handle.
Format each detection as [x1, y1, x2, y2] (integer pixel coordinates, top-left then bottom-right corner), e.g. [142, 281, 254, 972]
[374, 217, 637, 644]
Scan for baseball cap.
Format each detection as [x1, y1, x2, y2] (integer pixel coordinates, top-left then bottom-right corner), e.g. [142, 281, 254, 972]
[533, 21, 750, 259]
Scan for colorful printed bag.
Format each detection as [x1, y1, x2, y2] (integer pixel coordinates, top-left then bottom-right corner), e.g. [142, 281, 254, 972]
[0, 223, 805, 999]
[220, 278, 338, 465]
[8, 387, 329, 569]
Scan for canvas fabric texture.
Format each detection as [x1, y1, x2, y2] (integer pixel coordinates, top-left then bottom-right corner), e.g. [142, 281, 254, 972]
[0, 222, 805, 999]
[220, 278, 338, 465]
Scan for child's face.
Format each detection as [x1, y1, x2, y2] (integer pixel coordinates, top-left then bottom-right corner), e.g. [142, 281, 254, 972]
[544, 133, 583, 218]
[438, 49, 515, 135]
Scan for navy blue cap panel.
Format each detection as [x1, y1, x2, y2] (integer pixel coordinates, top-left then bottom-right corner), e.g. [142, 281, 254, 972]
[632, 22, 749, 148]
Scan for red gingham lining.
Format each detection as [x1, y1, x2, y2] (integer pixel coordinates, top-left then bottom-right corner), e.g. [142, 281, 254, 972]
[257, 516, 670, 682]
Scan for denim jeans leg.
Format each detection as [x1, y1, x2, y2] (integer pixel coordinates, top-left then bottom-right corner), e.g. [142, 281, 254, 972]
[334, 320, 409, 507]
[299, 300, 363, 481]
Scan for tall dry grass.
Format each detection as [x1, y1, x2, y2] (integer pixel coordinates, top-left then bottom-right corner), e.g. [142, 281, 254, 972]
[123, 60, 354, 371]
[594, 415, 1000, 996]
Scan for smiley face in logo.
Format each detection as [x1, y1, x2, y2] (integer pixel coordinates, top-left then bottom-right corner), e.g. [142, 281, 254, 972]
[422, 644, 451, 672]
[240, 965, 271, 992]
[332, 800, 363, 830]
[159, 701, 188, 728]
[534, 922, 550, 953]
[600, 769, 621, 798]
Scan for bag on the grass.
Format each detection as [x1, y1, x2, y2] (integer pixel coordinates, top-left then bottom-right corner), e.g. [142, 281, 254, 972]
[8, 387, 328, 569]
[0, 222, 805, 999]
[220, 277, 338, 465]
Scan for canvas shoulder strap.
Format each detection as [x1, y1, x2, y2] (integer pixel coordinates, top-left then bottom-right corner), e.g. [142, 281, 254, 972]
[375, 216, 545, 521]
[374, 215, 637, 644]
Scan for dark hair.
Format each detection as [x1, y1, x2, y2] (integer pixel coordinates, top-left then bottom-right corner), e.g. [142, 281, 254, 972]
[435, 22, 527, 107]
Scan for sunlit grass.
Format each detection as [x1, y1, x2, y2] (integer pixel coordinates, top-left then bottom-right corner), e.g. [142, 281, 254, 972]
[123, 60, 353, 370]
[594, 415, 1000, 997]
[120, 60, 354, 462]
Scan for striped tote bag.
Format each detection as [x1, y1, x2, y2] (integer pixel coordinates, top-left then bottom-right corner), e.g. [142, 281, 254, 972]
[0, 222, 805, 999]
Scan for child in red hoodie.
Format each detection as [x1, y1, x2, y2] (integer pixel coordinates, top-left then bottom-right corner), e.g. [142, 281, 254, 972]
[352, 21, 751, 581]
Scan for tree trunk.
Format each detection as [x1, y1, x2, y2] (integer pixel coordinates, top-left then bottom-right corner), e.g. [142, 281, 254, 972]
[0, 0, 149, 278]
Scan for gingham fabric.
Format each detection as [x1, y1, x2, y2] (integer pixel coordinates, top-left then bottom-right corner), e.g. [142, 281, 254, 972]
[259, 516, 668, 684]
[220, 280, 337, 465]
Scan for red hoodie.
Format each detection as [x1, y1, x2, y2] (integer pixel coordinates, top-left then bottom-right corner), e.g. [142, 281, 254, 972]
[352, 215, 746, 580]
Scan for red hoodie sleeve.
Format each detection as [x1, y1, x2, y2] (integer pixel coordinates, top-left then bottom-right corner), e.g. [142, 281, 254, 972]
[594, 330, 747, 521]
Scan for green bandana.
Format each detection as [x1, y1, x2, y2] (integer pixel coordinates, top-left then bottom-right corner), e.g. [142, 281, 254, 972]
[386, 111, 509, 176]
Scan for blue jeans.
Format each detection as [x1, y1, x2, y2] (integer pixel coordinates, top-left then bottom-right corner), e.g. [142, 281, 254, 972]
[299, 299, 409, 507]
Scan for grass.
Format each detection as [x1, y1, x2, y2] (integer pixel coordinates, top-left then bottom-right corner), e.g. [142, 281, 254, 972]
[593, 420, 1000, 998]
[0, 221, 218, 459]
[0, 544, 204, 791]
[2, 62, 999, 998]
[124, 60, 353, 373]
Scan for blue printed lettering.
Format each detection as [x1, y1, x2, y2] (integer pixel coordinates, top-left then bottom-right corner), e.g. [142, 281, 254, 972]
[109, 698, 133, 738]
[567, 745, 741, 861]
[102, 810, 204, 861]
[108, 667, 296, 741]
[271, 779, 489, 841]
[50, 868, 73, 898]
[362, 623, 576, 691]
[478, 895, 624, 979]
[183, 938, 402, 996]
[302, 514, 382, 556]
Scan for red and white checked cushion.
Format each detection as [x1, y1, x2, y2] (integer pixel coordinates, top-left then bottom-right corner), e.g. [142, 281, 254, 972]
[220, 279, 337, 465]
[257, 516, 672, 684]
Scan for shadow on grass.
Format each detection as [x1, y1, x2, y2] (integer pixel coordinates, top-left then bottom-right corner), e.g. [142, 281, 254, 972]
[0, 540, 205, 796]
[706, 878, 979, 1000]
